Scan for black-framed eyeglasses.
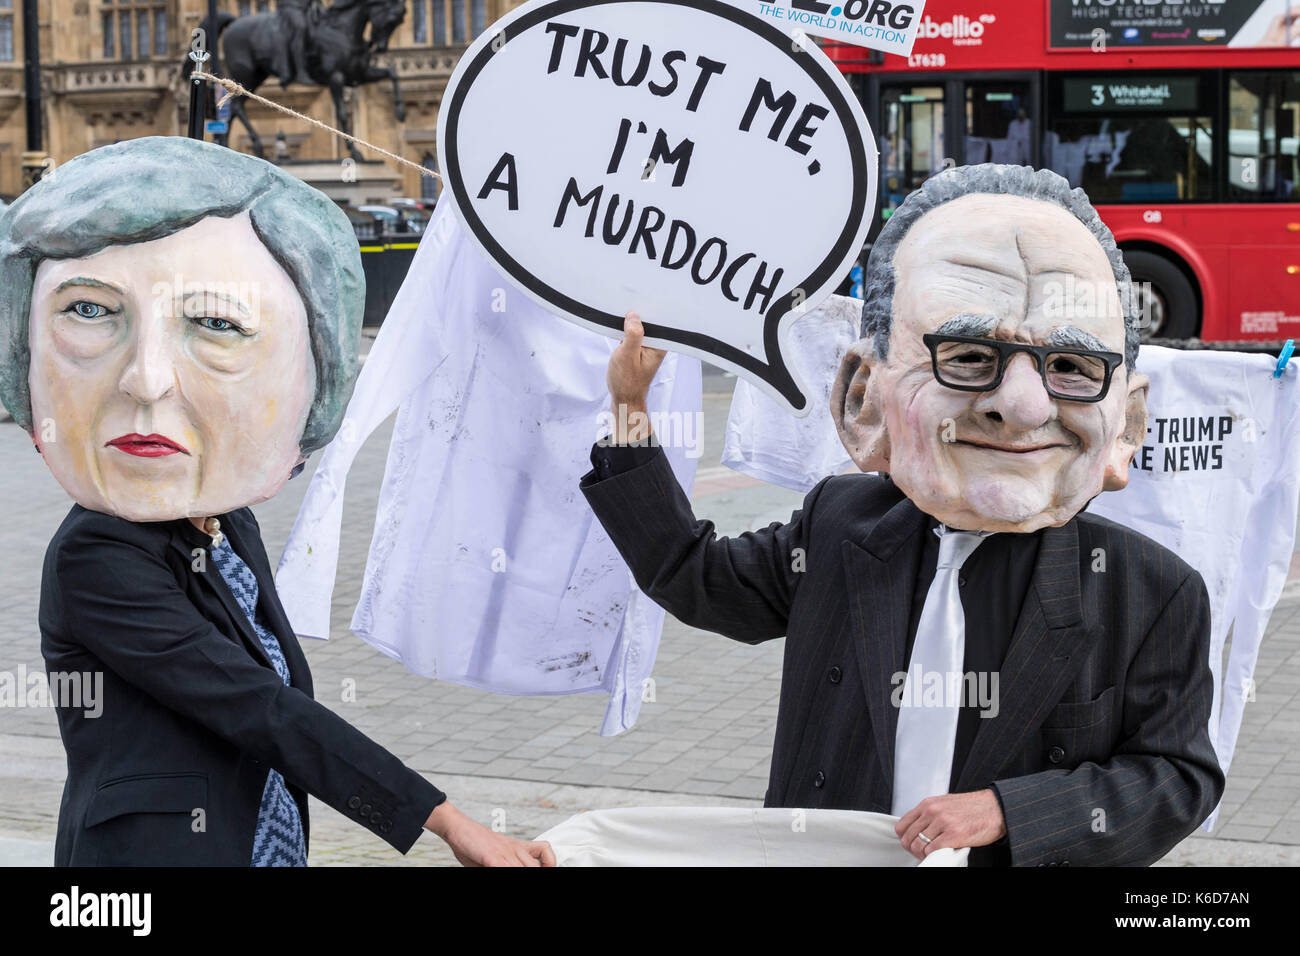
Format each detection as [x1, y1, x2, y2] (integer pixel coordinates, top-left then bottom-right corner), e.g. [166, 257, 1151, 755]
[922, 334, 1124, 403]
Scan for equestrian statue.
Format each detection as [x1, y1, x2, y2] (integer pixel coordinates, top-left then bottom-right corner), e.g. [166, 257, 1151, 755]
[182, 0, 408, 163]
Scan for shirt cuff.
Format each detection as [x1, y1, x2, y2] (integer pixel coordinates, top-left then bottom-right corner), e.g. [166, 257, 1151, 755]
[588, 436, 662, 482]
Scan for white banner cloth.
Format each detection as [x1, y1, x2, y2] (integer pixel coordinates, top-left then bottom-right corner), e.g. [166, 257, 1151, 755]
[537, 807, 969, 866]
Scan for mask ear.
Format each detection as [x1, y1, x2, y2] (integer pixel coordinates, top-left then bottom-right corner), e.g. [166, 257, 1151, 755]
[1101, 369, 1149, 491]
[831, 339, 891, 474]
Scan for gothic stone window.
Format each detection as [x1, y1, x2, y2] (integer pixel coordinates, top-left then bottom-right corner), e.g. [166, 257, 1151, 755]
[101, 0, 168, 60]
[0, 0, 14, 62]
[421, 151, 440, 200]
[413, 0, 486, 46]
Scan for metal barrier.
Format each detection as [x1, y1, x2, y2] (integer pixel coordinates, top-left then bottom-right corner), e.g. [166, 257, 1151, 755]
[359, 234, 422, 327]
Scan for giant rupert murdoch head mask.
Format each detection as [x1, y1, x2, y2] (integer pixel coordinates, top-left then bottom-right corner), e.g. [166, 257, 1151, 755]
[831, 164, 1150, 534]
[0, 136, 364, 521]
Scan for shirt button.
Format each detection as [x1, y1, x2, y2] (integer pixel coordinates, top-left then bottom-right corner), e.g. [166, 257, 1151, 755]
[347, 796, 361, 810]
[360, 803, 372, 816]
[813, 771, 825, 789]
[370, 812, 383, 825]
[1048, 746, 1066, 764]
[828, 666, 842, 684]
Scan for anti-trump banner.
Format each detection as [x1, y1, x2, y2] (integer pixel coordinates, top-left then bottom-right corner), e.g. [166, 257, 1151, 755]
[436, 0, 877, 415]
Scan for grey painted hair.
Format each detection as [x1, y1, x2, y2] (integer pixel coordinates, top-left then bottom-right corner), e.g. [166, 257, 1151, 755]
[861, 163, 1139, 370]
[0, 135, 364, 454]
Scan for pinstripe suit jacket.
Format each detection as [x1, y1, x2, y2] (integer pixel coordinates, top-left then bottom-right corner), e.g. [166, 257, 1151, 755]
[581, 448, 1225, 866]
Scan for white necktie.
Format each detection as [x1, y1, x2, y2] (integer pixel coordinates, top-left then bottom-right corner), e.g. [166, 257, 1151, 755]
[891, 525, 994, 817]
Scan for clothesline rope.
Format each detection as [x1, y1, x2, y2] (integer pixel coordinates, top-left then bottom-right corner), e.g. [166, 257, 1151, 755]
[190, 71, 441, 181]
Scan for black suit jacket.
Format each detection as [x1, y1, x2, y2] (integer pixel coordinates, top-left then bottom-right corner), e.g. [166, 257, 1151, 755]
[581, 448, 1225, 866]
[40, 504, 445, 866]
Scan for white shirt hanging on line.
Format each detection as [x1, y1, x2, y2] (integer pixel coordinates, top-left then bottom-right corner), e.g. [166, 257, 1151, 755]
[722, 328, 1300, 830]
[1087, 345, 1300, 827]
[274, 198, 703, 736]
[721, 294, 861, 490]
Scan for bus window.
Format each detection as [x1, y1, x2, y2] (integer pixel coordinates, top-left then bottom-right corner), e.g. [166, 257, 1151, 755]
[880, 85, 945, 222]
[965, 82, 1033, 167]
[1227, 71, 1300, 202]
[1043, 74, 1214, 203]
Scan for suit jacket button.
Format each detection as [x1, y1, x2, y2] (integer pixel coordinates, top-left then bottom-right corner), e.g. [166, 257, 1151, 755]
[360, 803, 372, 816]
[370, 812, 383, 825]
[828, 666, 842, 684]
[813, 771, 825, 788]
[347, 796, 361, 810]
[1048, 746, 1065, 764]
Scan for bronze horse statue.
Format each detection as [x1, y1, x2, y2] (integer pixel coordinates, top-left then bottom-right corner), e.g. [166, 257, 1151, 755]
[184, 0, 407, 163]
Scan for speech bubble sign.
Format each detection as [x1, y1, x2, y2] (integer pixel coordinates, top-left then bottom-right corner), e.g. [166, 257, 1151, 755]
[437, 0, 876, 415]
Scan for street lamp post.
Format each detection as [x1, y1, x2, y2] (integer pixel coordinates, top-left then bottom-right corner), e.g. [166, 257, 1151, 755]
[19, 0, 44, 189]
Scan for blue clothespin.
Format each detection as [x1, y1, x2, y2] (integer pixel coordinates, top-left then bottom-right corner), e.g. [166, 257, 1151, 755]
[1275, 339, 1295, 379]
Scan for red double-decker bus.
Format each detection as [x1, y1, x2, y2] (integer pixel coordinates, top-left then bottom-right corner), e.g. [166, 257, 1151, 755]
[824, 0, 1300, 342]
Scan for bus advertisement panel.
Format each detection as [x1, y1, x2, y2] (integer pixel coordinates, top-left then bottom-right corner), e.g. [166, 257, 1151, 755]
[1049, 0, 1300, 51]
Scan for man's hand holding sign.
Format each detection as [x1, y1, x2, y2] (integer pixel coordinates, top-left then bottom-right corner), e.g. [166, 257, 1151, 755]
[606, 313, 667, 445]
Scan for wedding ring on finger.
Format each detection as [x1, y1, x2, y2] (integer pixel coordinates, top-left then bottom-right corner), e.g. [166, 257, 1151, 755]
[918, 832, 933, 845]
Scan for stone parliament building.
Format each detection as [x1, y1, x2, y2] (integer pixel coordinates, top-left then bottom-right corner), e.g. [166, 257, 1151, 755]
[0, 0, 523, 198]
